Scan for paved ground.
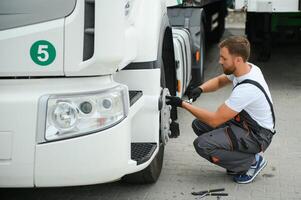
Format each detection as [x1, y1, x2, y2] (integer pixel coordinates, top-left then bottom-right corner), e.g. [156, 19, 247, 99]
[1, 17, 301, 200]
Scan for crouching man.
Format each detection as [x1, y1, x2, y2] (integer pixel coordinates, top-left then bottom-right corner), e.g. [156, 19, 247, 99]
[167, 36, 276, 184]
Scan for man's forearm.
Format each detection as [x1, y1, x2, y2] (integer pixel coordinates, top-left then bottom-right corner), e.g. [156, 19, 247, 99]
[200, 77, 221, 93]
[199, 75, 231, 93]
[181, 101, 219, 127]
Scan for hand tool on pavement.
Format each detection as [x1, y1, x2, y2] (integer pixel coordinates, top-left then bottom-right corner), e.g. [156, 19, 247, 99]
[191, 188, 228, 198]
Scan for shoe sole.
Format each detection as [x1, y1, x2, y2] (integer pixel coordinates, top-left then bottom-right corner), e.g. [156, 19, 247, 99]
[227, 170, 247, 176]
[235, 159, 267, 184]
[227, 171, 240, 176]
[227, 172, 238, 176]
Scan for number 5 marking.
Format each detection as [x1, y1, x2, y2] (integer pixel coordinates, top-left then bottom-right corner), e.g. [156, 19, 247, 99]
[30, 40, 56, 66]
[37, 45, 49, 62]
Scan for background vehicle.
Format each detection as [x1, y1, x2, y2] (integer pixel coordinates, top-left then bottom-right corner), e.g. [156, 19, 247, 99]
[0, 0, 227, 187]
[235, 0, 301, 61]
[169, 0, 228, 89]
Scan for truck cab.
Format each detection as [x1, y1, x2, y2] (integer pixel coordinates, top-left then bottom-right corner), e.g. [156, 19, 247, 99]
[0, 0, 227, 187]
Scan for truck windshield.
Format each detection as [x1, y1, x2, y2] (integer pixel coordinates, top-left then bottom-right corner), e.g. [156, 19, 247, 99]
[0, 0, 76, 31]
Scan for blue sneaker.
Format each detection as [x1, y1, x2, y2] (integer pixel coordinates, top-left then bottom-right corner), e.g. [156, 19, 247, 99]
[233, 154, 267, 184]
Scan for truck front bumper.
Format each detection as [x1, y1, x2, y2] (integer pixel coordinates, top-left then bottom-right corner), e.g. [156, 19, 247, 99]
[35, 111, 134, 187]
[0, 76, 159, 187]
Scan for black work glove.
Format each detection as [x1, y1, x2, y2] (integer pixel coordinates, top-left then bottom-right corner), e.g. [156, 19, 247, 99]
[166, 96, 183, 107]
[187, 87, 203, 102]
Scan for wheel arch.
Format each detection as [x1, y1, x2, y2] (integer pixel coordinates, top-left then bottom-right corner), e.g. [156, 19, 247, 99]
[161, 25, 177, 97]
[158, 17, 178, 121]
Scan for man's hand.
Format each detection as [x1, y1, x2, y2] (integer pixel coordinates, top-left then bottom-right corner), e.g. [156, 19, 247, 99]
[187, 87, 203, 102]
[166, 96, 183, 107]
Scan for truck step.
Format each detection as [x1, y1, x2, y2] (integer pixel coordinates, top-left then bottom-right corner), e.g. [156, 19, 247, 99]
[131, 143, 157, 165]
[129, 90, 143, 106]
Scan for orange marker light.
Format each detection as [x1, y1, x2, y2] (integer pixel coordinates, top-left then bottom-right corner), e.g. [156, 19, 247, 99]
[196, 50, 200, 62]
[177, 80, 181, 93]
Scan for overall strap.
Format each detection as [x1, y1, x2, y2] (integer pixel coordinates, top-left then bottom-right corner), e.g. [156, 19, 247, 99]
[233, 79, 276, 131]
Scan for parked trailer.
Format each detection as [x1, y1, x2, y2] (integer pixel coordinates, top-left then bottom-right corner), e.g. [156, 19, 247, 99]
[235, 0, 301, 61]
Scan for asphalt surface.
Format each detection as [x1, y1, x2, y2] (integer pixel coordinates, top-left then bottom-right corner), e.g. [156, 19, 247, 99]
[1, 28, 301, 200]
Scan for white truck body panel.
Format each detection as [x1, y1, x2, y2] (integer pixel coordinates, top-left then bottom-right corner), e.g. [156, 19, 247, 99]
[0, 19, 64, 76]
[0, 0, 167, 77]
[64, 0, 126, 76]
[130, 0, 167, 63]
[235, 0, 300, 12]
[65, 0, 170, 75]
[114, 69, 160, 143]
[0, 84, 39, 186]
[0, 76, 112, 187]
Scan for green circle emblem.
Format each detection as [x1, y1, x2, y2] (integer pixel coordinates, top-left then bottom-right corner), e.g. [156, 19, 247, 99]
[30, 40, 56, 66]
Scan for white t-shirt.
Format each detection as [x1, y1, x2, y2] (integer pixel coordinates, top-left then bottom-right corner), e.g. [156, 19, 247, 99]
[225, 63, 274, 130]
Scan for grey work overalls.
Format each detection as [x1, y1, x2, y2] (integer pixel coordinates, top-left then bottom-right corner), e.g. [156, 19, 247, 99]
[192, 79, 276, 173]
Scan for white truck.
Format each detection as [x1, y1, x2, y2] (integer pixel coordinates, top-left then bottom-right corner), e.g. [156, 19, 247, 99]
[0, 0, 227, 187]
[235, 0, 301, 60]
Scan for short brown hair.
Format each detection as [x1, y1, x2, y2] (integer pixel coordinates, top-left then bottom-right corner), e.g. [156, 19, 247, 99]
[219, 36, 250, 62]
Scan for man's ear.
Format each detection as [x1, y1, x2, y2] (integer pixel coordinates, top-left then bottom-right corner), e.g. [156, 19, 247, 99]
[234, 56, 244, 64]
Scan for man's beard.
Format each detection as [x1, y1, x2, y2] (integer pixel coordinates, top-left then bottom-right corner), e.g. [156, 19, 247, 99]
[222, 65, 235, 75]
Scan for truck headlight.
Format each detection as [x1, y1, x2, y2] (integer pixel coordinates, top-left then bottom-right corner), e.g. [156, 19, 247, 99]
[51, 102, 79, 131]
[40, 85, 129, 142]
